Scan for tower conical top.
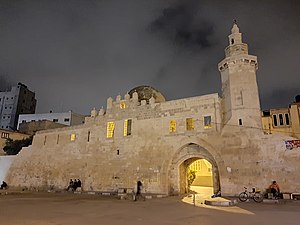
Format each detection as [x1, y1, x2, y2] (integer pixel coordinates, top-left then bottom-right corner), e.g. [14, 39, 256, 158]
[231, 20, 239, 34]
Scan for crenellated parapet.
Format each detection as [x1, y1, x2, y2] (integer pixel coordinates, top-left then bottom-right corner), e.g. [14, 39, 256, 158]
[86, 86, 164, 123]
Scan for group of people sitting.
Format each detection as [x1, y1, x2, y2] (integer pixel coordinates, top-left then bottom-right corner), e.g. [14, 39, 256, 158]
[66, 179, 82, 191]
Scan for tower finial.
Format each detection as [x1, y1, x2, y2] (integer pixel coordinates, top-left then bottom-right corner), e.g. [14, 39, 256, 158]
[231, 20, 239, 34]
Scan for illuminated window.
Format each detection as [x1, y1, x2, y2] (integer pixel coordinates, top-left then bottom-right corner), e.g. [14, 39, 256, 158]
[71, 133, 76, 141]
[107, 122, 115, 138]
[186, 118, 194, 131]
[169, 120, 176, 133]
[1, 132, 9, 139]
[124, 119, 132, 136]
[120, 102, 126, 109]
[204, 116, 212, 128]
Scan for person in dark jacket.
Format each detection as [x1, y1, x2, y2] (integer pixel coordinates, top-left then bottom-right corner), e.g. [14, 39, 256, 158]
[0, 181, 8, 189]
[134, 180, 145, 201]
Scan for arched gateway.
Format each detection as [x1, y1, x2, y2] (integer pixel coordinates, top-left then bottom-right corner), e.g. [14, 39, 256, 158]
[168, 143, 220, 195]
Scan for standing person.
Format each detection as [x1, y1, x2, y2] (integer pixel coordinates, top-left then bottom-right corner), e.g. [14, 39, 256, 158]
[134, 180, 145, 201]
[269, 181, 280, 198]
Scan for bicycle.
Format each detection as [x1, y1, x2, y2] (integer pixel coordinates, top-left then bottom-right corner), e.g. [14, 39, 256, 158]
[239, 187, 263, 203]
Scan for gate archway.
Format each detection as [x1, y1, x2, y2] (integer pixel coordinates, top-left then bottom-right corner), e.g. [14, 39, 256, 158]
[168, 143, 220, 195]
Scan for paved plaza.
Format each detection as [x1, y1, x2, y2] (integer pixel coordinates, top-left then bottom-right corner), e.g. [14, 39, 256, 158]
[0, 192, 300, 225]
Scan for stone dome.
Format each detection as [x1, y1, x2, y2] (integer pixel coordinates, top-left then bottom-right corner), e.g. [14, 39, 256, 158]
[128, 85, 166, 103]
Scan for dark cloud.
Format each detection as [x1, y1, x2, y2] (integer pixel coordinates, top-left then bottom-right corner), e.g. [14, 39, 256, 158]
[0, 75, 13, 92]
[262, 87, 300, 110]
[0, 0, 299, 114]
[149, 0, 216, 50]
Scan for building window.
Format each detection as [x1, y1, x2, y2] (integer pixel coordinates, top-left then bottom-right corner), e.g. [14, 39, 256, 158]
[124, 119, 132, 136]
[186, 118, 194, 131]
[239, 119, 243, 126]
[22, 120, 26, 123]
[120, 102, 126, 109]
[64, 118, 70, 122]
[107, 122, 115, 138]
[1, 132, 9, 139]
[285, 113, 290, 125]
[87, 131, 90, 142]
[70, 133, 76, 141]
[169, 120, 177, 133]
[279, 114, 284, 126]
[272, 114, 278, 127]
[53, 119, 58, 122]
[204, 116, 212, 128]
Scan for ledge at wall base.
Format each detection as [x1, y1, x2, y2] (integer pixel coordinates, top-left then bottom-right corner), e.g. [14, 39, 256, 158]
[205, 198, 238, 206]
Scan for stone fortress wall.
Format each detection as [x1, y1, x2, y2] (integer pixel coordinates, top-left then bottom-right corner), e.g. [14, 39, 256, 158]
[5, 23, 300, 196]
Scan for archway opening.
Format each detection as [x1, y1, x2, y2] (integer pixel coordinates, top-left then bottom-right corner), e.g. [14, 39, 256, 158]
[179, 157, 217, 197]
[169, 143, 220, 196]
[188, 159, 213, 197]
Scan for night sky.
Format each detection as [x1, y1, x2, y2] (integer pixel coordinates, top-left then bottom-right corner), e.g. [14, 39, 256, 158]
[0, 0, 299, 115]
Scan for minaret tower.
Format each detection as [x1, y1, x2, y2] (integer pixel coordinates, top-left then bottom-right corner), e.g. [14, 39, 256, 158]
[218, 22, 262, 131]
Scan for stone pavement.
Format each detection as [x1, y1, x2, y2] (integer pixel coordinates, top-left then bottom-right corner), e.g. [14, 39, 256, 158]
[1, 192, 300, 225]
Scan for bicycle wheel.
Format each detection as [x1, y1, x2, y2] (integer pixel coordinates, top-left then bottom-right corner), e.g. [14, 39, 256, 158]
[239, 192, 248, 202]
[253, 192, 263, 203]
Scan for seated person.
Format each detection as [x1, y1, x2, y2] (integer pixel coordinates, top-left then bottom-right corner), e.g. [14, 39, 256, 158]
[0, 181, 8, 189]
[66, 179, 74, 191]
[269, 181, 280, 198]
[73, 179, 78, 191]
[77, 179, 81, 188]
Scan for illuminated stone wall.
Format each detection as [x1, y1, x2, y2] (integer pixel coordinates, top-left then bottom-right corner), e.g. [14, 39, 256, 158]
[6, 91, 299, 195]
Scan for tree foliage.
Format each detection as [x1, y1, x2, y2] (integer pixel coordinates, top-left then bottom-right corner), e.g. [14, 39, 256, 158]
[3, 136, 33, 155]
[187, 169, 196, 187]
